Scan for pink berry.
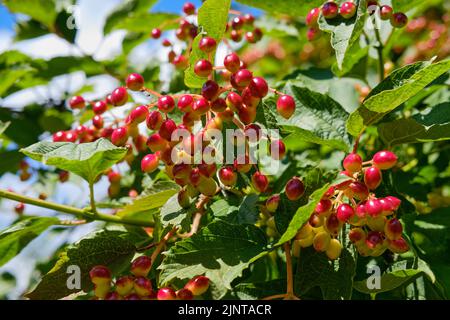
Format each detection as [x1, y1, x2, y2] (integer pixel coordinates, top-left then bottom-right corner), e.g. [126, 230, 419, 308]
[194, 59, 213, 77]
[336, 203, 355, 222]
[184, 276, 210, 296]
[306, 8, 320, 26]
[276, 95, 295, 119]
[157, 287, 177, 300]
[111, 87, 128, 106]
[340, 1, 356, 19]
[343, 153, 362, 173]
[285, 177, 305, 201]
[364, 166, 382, 190]
[157, 95, 175, 113]
[372, 150, 398, 170]
[141, 153, 160, 173]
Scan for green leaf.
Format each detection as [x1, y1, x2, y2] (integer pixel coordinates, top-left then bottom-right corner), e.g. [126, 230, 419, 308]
[231, 279, 286, 299]
[159, 193, 195, 230]
[236, 0, 323, 16]
[112, 12, 179, 33]
[26, 229, 137, 300]
[318, 0, 368, 73]
[159, 220, 268, 299]
[184, 0, 231, 88]
[0, 121, 10, 136]
[103, 0, 157, 34]
[38, 109, 73, 133]
[353, 269, 423, 294]
[15, 19, 48, 41]
[0, 68, 35, 97]
[210, 194, 260, 225]
[3, 0, 57, 28]
[0, 217, 59, 267]
[20, 138, 127, 184]
[378, 102, 450, 146]
[347, 59, 450, 136]
[0, 151, 24, 176]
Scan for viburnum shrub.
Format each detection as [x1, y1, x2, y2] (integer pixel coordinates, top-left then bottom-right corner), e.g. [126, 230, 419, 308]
[0, 0, 449, 302]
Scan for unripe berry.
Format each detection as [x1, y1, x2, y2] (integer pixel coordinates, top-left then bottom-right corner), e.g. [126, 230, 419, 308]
[93, 100, 107, 114]
[295, 223, 313, 239]
[388, 237, 409, 253]
[365, 198, 383, 217]
[107, 171, 121, 183]
[372, 150, 398, 170]
[130, 105, 149, 124]
[178, 189, 191, 208]
[126, 73, 144, 91]
[89, 265, 111, 285]
[111, 87, 128, 106]
[158, 95, 175, 113]
[313, 231, 331, 252]
[151, 28, 161, 39]
[125, 293, 141, 300]
[157, 287, 177, 300]
[248, 77, 268, 98]
[306, 7, 320, 26]
[183, 2, 195, 15]
[178, 94, 194, 113]
[184, 276, 210, 296]
[176, 288, 194, 300]
[380, 5, 393, 20]
[14, 203, 25, 214]
[159, 119, 177, 141]
[92, 115, 104, 129]
[307, 27, 321, 41]
[146, 111, 163, 130]
[226, 91, 243, 112]
[340, 2, 356, 19]
[223, 53, 241, 73]
[336, 203, 355, 222]
[146, 133, 168, 153]
[384, 218, 403, 240]
[173, 163, 192, 179]
[322, 1, 339, 19]
[366, 231, 384, 249]
[201, 80, 219, 101]
[234, 69, 253, 87]
[366, 215, 387, 232]
[285, 177, 305, 201]
[194, 59, 213, 77]
[94, 283, 111, 299]
[349, 227, 366, 243]
[115, 276, 134, 296]
[199, 37, 217, 53]
[252, 171, 269, 193]
[364, 166, 382, 190]
[105, 292, 122, 300]
[69, 95, 85, 109]
[197, 177, 218, 196]
[343, 153, 362, 173]
[141, 153, 159, 173]
[326, 238, 343, 260]
[391, 12, 408, 28]
[111, 127, 128, 146]
[276, 95, 295, 119]
[234, 155, 252, 173]
[189, 168, 201, 186]
[130, 255, 151, 277]
[266, 194, 280, 213]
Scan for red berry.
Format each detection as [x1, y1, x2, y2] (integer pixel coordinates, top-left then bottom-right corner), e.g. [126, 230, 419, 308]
[130, 255, 151, 277]
[248, 77, 268, 98]
[65, 131, 78, 142]
[336, 203, 355, 222]
[211, 98, 227, 113]
[125, 293, 141, 300]
[385, 196, 401, 210]
[92, 115, 104, 129]
[365, 198, 383, 217]
[266, 194, 280, 213]
[176, 288, 194, 300]
[218, 166, 237, 186]
[322, 1, 339, 19]
[194, 59, 213, 77]
[126, 73, 144, 91]
[147, 133, 168, 152]
[111, 87, 128, 106]
[192, 98, 210, 116]
[325, 213, 342, 236]
[238, 105, 256, 124]
[105, 291, 122, 300]
[173, 163, 192, 179]
[391, 12, 408, 28]
[141, 154, 160, 173]
[75, 125, 87, 137]
[234, 69, 253, 87]
[14, 203, 25, 214]
[366, 231, 384, 249]
[59, 170, 70, 182]
[349, 228, 366, 243]
[151, 28, 161, 39]
[93, 100, 107, 115]
[189, 168, 201, 186]
[372, 150, 397, 170]
[198, 162, 217, 178]
[199, 37, 217, 53]
[347, 181, 369, 200]
[89, 265, 111, 285]
[380, 5, 393, 20]
[69, 95, 85, 109]
[111, 127, 128, 146]
[146, 111, 163, 130]
[158, 119, 177, 141]
[307, 27, 321, 41]
[184, 276, 210, 296]
[157, 95, 175, 113]
[223, 53, 241, 73]
[276, 95, 295, 119]
[388, 237, 409, 253]
[178, 94, 194, 113]
[343, 153, 362, 173]
[231, 16, 244, 30]
[133, 277, 153, 297]
[243, 13, 255, 25]
[183, 2, 195, 15]
[285, 177, 305, 201]
[367, 1, 379, 15]
[269, 139, 286, 160]
[364, 166, 382, 190]
[162, 39, 171, 47]
[385, 218, 403, 240]
[315, 199, 333, 216]
[252, 171, 269, 193]
[107, 171, 121, 183]
[356, 202, 367, 219]
[157, 287, 177, 300]
[130, 105, 149, 124]
[306, 8, 320, 26]
[340, 2, 356, 19]
[201, 80, 219, 101]
[226, 91, 243, 112]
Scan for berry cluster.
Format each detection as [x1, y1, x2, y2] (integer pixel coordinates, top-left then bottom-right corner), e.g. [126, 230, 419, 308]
[89, 257, 209, 300]
[306, 1, 408, 41]
[149, 2, 263, 67]
[292, 150, 409, 260]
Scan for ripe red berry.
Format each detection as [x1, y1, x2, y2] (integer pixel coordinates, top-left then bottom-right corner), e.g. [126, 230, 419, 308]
[92, 100, 107, 115]
[146, 111, 163, 130]
[157, 287, 177, 300]
[248, 77, 268, 98]
[269, 139, 286, 160]
[59, 170, 70, 183]
[385, 196, 401, 210]
[372, 150, 398, 170]
[347, 181, 369, 200]
[231, 16, 245, 30]
[364, 166, 382, 190]
[158, 119, 177, 141]
[130, 105, 149, 124]
[224, 53, 241, 73]
[133, 277, 153, 297]
[380, 5, 393, 20]
[183, 2, 195, 15]
[130, 255, 151, 277]
[184, 276, 210, 296]
[388, 237, 409, 253]
[322, 1, 339, 19]
[385, 218, 403, 240]
[226, 91, 243, 112]
[238, 105, 256, 124]
[285, 177, 305, 201]
[111, 87, 128, 106]
[325, 213, 342, 236]
[151, 28, 161, 39]
[315, 198, 333, 216]
[234, 69, 253, 87]
[199, 37, 217, 53]
[336, 203, 355, 222]
[178, 94, 194, 113]
[307, 27, 321, 41]
[192, 98, 210, 116]
[92, 115, 104, 129]
[340, 1, 356, 19]
[65, 131, 78, 142]
[218, 166, 237, 186]
[111, 127, 128, 146]
[252, 171, 269, 193]
[105, 292, 121, 300]
[306, 8, 320, 26]
[157, 95, 175, 113]
[89, 265, 111, 285]
[343, 153, 362, 173]
[126, 73, 144, 91]
[391, 12, 408, 28]
[365, 198, 383, 217]
[349, 227, 366, 243]
[141, 153, 160, 173]
[189, 167, 201, 186]
[69, 95, 85, 109]
[107, 171, 121, 183]
[266, 194, 280, 213]
[14, 203, 25, 214]
[162, 39, 171, 47]
[194, 59, 213, 77]
[176, 288, 194, 300]
[276, 95, 295, 119]
[365, 231, 384, 249]
[147, 133, 168, 153]
[211, 98, 227, 112]
[201, 80, 219, 101]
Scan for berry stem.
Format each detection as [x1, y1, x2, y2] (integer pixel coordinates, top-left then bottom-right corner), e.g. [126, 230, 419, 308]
[232, 116, 245, 129]
[229, 9, 243, 15]
[89, 181, 98, 215]
[262, 294, 287, 300]
[142, 87, 162, 98]
[372, 17, 385, 82]
[150, 227, 177, 268]
[269, 87, 283, 95]
[283, 242, 299, 300]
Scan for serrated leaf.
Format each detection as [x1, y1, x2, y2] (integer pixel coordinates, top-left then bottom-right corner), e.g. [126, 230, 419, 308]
[159, 220, 268, 299]
[231, 279, 286, 299]
[112, 12, 179, 33]
[0, 217, 59, 267]
[347, 59, 450, 136]
[211, 194, 260, 225]
[318, 0, 368, 73]
[20, 138, 127, 184]
[236, 0, 323, 16]
[26, 230, 137, 300]
[103, 0, 157, 34]
[353, 269, 423, 294]
[160, 193, 195, 230]
[184, 0, 231, 88]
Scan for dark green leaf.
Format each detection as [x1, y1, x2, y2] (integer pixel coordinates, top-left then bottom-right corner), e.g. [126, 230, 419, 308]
[211, 194, 260, 225]
[353, 269, 423, 294]
[236, 0, 323, 16]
